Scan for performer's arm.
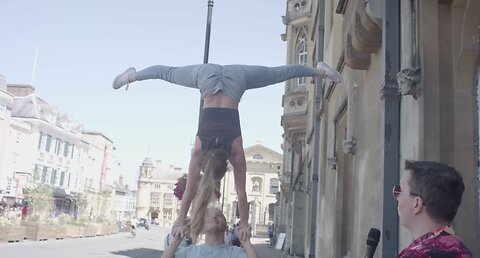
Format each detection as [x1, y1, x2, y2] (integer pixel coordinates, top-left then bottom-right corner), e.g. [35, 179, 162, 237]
[174, 138, 202, 235]
[229, 138, 249, 226]
[239, 233, 260, 258]
[161, 234, 183, 258]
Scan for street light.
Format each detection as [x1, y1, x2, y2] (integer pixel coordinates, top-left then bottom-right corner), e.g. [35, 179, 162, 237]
[199, 0, 214, 114]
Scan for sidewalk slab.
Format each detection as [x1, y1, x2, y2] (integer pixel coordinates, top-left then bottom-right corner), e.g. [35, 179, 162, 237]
[251, 236, 284, 258]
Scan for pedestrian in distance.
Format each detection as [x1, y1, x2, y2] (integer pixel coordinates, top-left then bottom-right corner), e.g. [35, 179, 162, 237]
[267, 223, 274, 247]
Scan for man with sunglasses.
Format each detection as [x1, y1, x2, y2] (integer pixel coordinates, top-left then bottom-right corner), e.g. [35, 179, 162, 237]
[393, 160, 472, 257]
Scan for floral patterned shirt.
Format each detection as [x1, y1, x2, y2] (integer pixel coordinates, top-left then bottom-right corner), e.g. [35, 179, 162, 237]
[398, 226, 472, 258]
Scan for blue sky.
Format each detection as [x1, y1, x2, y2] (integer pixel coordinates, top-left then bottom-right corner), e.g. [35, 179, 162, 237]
[0, 1, 287, 187]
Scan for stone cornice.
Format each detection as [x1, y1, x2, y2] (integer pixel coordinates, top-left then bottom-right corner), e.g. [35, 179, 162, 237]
[344, 0, 382, 70]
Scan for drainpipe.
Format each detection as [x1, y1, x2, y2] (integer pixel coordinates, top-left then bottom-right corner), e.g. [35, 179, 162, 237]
[380, 0, 400, 257]
[308, 1, 325, 257]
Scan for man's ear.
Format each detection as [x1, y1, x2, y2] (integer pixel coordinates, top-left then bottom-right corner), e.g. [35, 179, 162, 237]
[412, 196, 424, 215]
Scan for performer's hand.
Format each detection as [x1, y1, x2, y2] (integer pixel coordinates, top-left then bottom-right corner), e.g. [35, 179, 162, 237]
[236, 224, 252, 243]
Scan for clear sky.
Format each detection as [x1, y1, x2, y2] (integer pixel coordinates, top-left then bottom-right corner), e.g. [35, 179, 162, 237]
[0, 1, 287, 188]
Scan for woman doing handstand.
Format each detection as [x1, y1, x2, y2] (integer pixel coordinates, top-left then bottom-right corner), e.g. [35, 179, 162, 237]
[112, 63, 341, 241]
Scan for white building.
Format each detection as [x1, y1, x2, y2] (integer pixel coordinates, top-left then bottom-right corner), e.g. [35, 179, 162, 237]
[0, 84, 121, 220]
[5, 84, 88, 214]
[221, 144, 282, 228]
[136, 158, 184, 227]
[80, 131, 117, 219]
[112, 176, 136, 222]
[0, 75, 15, 199]
[0, 78, 33, 202]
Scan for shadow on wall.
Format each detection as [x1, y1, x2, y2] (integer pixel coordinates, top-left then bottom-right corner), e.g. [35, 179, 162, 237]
[111, 248, 163, 258]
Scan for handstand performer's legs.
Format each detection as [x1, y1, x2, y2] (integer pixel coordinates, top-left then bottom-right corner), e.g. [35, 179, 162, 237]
[135, 64, 203, 88]
[227, 64, 318, 90]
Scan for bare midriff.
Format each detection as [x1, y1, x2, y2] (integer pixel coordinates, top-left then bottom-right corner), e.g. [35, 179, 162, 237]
[202, 91, 239, 109]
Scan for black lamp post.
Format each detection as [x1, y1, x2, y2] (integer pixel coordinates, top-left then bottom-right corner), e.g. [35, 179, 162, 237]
[199, 0, 214, 113]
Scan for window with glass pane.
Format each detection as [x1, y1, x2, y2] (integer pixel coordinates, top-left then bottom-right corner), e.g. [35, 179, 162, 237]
[51, 169, 57, 185]
[270, 178, 280, 194]
[164, 193, 173, 207]
[298, 40, 307, 85]
[41, 166, 48, 183]
[54, 138, 60, 154]
[33, 164, 41, 182]
[45, 135, 52, 152]
[60, 171, 65, 186]
[64, 142, 70, 157]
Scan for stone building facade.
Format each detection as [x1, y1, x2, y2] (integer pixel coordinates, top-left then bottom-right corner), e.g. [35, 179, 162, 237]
[278, 0, 480, 257]
[135, 158, 183, 227]
[220, 144, 282, 234]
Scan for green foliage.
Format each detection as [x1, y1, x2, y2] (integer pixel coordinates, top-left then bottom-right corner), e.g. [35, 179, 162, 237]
[74, 194, 88, 217]
[0, 217, 11, 226]
[25, 215, 40, 222]
[58, 213, 74, 225]
[23, 184, 54, 219]
[76, 217, 89, 226]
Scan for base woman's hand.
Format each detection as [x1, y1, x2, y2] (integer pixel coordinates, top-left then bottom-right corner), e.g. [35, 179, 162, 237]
[236, 224, 252, 243]
[172, 218, 191, 238]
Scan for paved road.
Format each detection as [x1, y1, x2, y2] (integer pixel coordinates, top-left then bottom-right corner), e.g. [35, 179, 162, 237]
[0, 226, 281, 258]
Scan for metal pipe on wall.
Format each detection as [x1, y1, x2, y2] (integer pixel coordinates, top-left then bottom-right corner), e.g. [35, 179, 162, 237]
[381, 0, 401, 256]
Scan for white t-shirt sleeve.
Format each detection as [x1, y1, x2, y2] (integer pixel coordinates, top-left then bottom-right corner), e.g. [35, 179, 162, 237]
[174, 247, 188, 258]
[230, 246, 247, 258]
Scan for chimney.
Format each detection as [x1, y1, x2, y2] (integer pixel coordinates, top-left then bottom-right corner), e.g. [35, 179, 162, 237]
[119, 175, 124, 186]
[7, 84, 35, 96]
[0, 75, 6, 91]
[156, 160, 162, 169]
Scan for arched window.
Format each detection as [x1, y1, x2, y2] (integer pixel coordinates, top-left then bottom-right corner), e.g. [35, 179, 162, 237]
[297, 39, 307, 85]
[269, 178, 280, 194]
[251, 177, 262, 193]
[253, 154, 263, 160]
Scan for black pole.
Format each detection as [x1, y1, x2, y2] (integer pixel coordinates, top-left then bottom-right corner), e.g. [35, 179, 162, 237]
[203, 0, 214, 64]
[199, 1, 214, 117]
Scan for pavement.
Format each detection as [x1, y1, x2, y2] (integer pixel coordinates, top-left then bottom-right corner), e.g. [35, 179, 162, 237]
[0, 225, 284, 258]
[250, 236, 284, 258]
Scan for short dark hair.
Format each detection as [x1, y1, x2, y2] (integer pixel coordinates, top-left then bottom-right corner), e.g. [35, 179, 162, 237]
[404, 160, 465, 223]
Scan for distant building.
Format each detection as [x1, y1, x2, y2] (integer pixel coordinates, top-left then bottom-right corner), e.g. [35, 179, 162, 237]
[136, 158, 184, 226]
[0, 83, 119, 220]
[3, 84, 88, 214]
[112, 175, 136, 221]
[220, 143, 282, 229]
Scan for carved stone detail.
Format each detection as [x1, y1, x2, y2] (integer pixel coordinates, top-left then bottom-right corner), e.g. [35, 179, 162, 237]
[285, 0, 311, 22]
[397, 67, 421, 98]
[327, 156, 337, 170]
[344, 0, 382, 70]
[345, 33, 371, 70]
[342, 137, 356, 155]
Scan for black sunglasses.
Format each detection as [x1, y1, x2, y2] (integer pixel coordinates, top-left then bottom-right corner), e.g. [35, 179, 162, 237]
[392, 185, 421, 200]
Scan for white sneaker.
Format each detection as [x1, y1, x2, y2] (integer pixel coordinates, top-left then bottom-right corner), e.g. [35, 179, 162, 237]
[112, 67, 136, 90]
[316, 62, 342, 83]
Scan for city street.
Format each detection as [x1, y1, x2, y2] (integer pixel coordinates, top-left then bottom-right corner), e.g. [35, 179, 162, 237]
[0, 225, 281, 258]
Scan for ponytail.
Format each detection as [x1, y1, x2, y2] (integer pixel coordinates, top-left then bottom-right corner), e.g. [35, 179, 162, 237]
[189, 149, 228, 242]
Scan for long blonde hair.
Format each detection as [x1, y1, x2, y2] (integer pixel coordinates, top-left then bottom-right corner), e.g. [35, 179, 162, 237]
[189, 149, 229, 242]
